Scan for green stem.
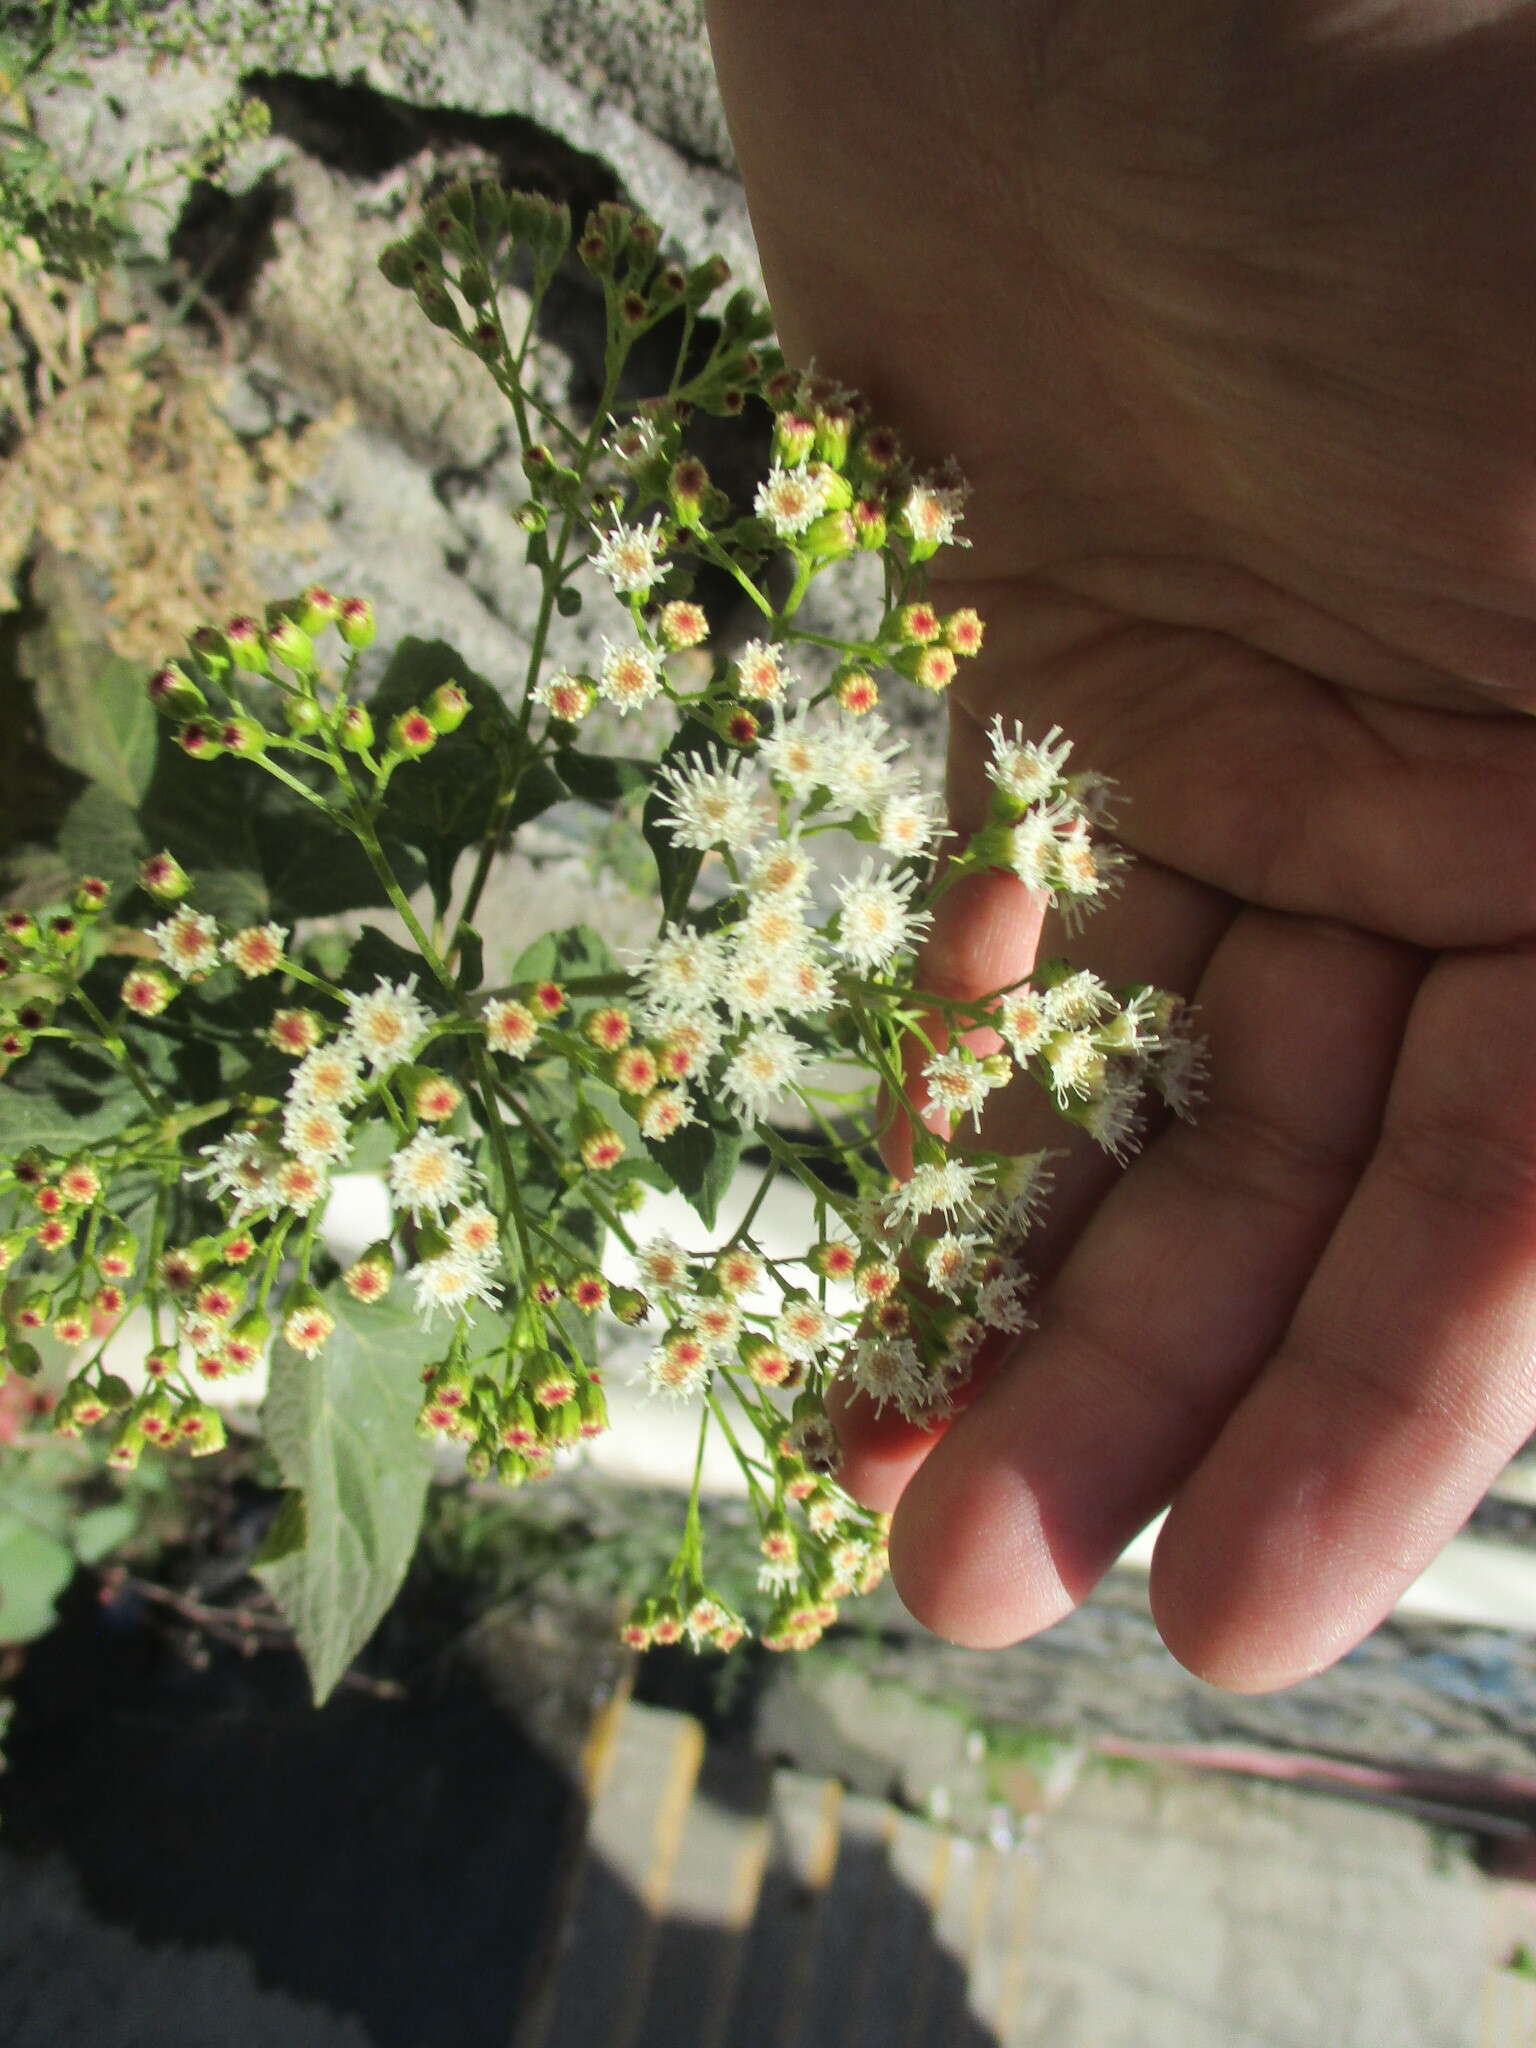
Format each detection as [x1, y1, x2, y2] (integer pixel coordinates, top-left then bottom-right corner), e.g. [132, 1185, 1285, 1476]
[70, 987, 169, 1116]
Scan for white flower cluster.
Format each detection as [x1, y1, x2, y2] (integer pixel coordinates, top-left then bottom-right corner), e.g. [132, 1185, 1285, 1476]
[197, 977, 439, 1224]
[633, 706, 947, 1128]
[980, 718, 1127, 921]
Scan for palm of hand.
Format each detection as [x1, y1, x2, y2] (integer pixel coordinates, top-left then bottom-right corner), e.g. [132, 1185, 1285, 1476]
[707, 0, 1536, 1685]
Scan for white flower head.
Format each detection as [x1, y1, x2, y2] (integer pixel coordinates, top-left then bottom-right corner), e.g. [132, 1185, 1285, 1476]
[921, 1047, 1007, 1132]
[902, 480, 969, 551]
[758, 710, 828, 802]
[735, 639, 795, 704]
[834, 860, 930, 974]
[1043, 969, 1114, 1030]
[224, 922, 288, 977]
[638, 928, 725, 1016]
[193, 1128, 281, 1215]
[754, 461, 835, 538]
[924, 1231, 984, 1300]
[721, 1022, 807, 1119]
[281, 1098, 351, 1167]
[447, 1204, 501, 1263]
[776, 1295, 840, 1362]
[846, 1337, 929, 1417]
[656, 756, 767, 853]
[598, 638, 665, 713]
[1073, 1074, 1146, 1161]
[151, 907, 220, 976]
[986, 719, 1073, 808]
[875, 790, 944, 860]
[746, 837, 814, 901]
[823, 716, 907, 812]
[589, 515, 670, 597]
[345, 978, 433, 1071]
[637, 1235, 692, 1292]
[602, 413, 662, 469]
[998, 986, 1051, 1064]
[411, 1251, 501, 1321]
[885, 1157, 988, 1230]
[388, 1129, 476, 1220]
[290, 1041, 365, 1109]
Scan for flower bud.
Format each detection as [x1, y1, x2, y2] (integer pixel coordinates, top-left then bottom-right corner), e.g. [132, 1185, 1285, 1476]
[610, 1286, 650, 1326]
[139, 851, 189, 901]
[148, 662, 206, 720]
[264, 614, 315, 673]
[121, 965, 177, 1017]
[338, 704, 374, 752]
[72, 876, 110, 916]
[343, 1242, 394, 1303]
[773, 411, 817, 466]
[426, 680, 470, 733]
[189, 625, 231, 683]
[336, 597, 376, 649]
[799, 509, 856, 562]
[294, 586, 340, 634]
[528, 1351, 577, 1408]
[177, 718, 224, 760]
[218, 713, 268, 757]
[844, 500, 884, 555]
[388, 707, 438, 758]
[283, 692, 325, 735]
[223, 616, 270, 675]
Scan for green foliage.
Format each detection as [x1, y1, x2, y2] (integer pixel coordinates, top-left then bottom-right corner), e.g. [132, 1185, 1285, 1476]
[0, 1436, 144, 1644]
[255, 1284, 439, 1705]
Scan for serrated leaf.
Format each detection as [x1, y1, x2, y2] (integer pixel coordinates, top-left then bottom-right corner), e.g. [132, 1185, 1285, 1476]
[643, 1099, 745, 1230]
[20, 552, 158, 805]
[0, 1513, 75, 1645]
[255, 1285, 439, 1705]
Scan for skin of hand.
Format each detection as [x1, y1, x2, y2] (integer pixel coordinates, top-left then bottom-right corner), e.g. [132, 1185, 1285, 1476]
[705, 0, 1536, 1691]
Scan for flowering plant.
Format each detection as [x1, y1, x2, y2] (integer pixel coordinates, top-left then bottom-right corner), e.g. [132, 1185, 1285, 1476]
[0, 182, 1202, 1697]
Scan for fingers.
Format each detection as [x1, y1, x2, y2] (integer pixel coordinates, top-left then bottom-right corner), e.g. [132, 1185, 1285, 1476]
[943, 584, 1536, 947]
[884, 909, 1424, 1651]
[835, 699, 1235, 1508]
[1151, 942, 1536, 1691]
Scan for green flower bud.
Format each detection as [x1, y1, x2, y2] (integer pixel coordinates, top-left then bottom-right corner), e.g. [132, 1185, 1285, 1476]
[217, 713, 267, 757]
[426, 681, 470, 734]
[336, 597, 376, 649]
[338, 704, 374, 752]
[283, 692, 325, 735]
[388, 707, 438, 758]
[223, 616, 270, 674]
[147, 662, 206, 719]
[265, 615, 315, 672]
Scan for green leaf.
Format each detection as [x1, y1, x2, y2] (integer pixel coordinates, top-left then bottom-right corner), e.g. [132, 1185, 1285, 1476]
[137, 746, 269, 927]
[0, 1038, 141, 1151]
[57, 784, 145, 895]
[71, 1500, 137, 1565]
[369, 640, 517, 857]
[510, 924, 619, 985]
[344, 923, 436, 998]
[255, 1284, 439, 1705]
[251, 799, 424, 921]
[0, 1513, 75, 1645]
[643, 1097, 745, 1231]
[20, 554, 158, 805]
[554, 747, 655, 809]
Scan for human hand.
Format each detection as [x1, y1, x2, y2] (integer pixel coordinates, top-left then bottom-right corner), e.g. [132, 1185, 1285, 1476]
[706, 0, 1536, 1688]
